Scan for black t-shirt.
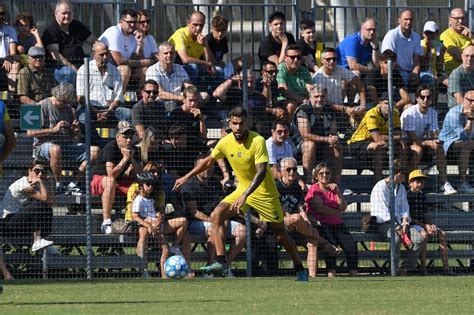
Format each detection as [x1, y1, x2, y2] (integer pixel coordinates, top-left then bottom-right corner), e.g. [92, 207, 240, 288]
[292, 103, 335, 143]
[206, 34, 229, 63]
[220, 87, 267, 113]
[296, 38, 316, 65]
[42, 19, 92, 67]
[93, 139, 140, 179]
[258, 32, 296, 65]
[365, 68, 404, 100]
[406, 190, 432, 224]
[131, 100, 167, 140]
[276, 180, 304, 214]
[157, 139, 208, 177]
[181, 176, 224, 220]
[166, 107, 202, 138]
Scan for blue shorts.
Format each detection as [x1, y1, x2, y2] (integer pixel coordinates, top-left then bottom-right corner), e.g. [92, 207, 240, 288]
[34, 142, 87, 163]
[188, 220, 244, 238]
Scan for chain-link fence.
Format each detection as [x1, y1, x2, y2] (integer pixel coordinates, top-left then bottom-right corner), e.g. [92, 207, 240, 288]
[1, 1, 474, 281]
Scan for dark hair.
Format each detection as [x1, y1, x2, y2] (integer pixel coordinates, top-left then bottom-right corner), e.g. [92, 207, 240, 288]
[120, 9, 137, 20]
[143, 79, 158, 88]
[169, 123, 187, 138]
[211, 15, 228, 31]
[380, 49, 397, 61]
[137, 9, 150, 19]
[268, 11, 286, 23]
[285, 44, 302, 54]
[15, 12, 34, 27]
[261, 60, 277, 69]
[415, 84, 432, 98]
[399, 8, 413, 18]
[228, 106, 247, 119]
[272, 119, 290, 130]
[299, 19, 315, 31]
[321, 47, 336, 56]
[28, 159, 47, 170]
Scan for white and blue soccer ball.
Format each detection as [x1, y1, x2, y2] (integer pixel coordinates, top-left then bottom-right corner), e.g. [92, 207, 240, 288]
[164, 255, 189, 279]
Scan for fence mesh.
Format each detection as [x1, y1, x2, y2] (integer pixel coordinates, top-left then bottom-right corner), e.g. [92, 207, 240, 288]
[1, 1, 474, 281]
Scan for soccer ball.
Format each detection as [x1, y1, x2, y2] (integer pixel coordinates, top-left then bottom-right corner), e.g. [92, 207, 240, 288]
[164, 255, 189, 279]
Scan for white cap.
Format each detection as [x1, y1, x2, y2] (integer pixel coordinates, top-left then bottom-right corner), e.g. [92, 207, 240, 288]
[423, 21, 439, 33]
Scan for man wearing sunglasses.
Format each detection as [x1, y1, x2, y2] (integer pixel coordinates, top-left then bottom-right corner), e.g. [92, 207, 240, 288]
[132, 79, 165, 140]
[77, 42, 131, 130]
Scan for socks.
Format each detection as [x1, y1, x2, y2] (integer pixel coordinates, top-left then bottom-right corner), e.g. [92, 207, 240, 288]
[216, 255, 226, 264]
[294, 263, 305, 272]
[103, 219, 112, 225]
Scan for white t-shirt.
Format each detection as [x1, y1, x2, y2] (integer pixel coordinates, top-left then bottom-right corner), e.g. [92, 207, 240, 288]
[312, 66, 355, 104]
[143, 34, 158, 59]
[1, 176, 31, 218]
[381, 26, 424, 72]
[401, 104, 439, 139]
[132, 194, 156, 219]
[265, 137, 295, 165]
[370, 179, 410, 224]
[99, 25, 137, 60]
[0, 24, 18, 58]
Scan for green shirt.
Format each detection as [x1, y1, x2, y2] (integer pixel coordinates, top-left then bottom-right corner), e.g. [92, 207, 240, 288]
[276, 63, 312, 101]
[447, 65, 474, 107]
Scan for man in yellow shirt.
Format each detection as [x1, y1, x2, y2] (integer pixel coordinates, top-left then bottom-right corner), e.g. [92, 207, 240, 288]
[440, 8, 474, 75]
[174, 106, 309, 281]
[348, 94, 406, 180]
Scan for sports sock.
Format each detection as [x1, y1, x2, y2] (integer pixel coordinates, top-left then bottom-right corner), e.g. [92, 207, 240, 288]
[216, 255, 226, 264]
[102, 219, 112, 225]
[294, 263, 305, 272]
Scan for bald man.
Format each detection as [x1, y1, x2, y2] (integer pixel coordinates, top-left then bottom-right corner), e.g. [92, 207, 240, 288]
[447, 45, 474, 108]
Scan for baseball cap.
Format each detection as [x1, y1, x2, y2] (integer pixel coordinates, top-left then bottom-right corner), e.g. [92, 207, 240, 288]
[28, 46, 45, 57]
[423, 21, 439, 33]
[268, 11, 286, 23]
[117, 121, 135, 134]
[408, 169, 429, 181]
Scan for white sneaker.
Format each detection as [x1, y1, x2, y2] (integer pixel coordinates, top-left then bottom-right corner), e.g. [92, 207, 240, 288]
[458, 181, 474, 193]
[170, 245, 182, 256]
[224, 267, 235, 278]
[32, 238, 53, 252]
[101, 223, 112, 235]
[440, 181, 457, 195]
[343, 188, 354, 196]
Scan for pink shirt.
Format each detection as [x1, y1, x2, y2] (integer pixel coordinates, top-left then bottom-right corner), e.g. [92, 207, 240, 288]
[305, 183, 342, 225]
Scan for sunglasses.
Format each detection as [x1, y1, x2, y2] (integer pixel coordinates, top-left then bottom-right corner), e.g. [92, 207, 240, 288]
[32, 168, 45, 175]
[286, 55, 301, 60]
[324, 57, 337, 62]
[318, 171, 331, 176]
[419, 95, 431, 100]
[143, 90, 158, 95]
[264, 70, 278, 75]
[285, 167, 298, 172]
[138, 20, 151, 24]
[121, 19, 136, 25]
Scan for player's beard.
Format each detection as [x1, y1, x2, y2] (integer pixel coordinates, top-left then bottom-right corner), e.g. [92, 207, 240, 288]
[233, 130, 248, 141]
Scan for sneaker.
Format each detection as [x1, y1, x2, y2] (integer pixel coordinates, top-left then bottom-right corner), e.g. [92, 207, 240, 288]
[55, 182, 67, 194]
[46, 245, 61, 255]
[440, 182, 457, 195]
[32, 238, 54, 252]
[200, 261, 225, 275]
[66, 182, 81, 194]
[343, 188, 354, 196]
[457, 181, 474, 193]
[170, 245, 182, 256]
[296, 270, 309, 281]
[142, 269, 150, 278]
[223, 267, 235, 278]
[101, 223, 112, 235]
[441, 268, 455, 276]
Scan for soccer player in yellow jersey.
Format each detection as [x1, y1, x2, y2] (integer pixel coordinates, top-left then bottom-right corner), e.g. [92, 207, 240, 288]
[174, 107, 309, 281]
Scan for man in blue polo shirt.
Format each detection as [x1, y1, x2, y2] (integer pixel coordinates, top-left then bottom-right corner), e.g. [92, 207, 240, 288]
[337, 18, 380, 77]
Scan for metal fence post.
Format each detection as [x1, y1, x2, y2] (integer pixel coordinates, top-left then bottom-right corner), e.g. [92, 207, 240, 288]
[387, 59, 397, 277]
[84, 58, 93, 279]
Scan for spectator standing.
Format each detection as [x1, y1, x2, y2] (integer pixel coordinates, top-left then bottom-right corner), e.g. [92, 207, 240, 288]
[401, 85, 456, 194]
[381, 9, 423, 91]
[337, 17, 380, 77]
[258, 11, 296, 65]
[17, 46, 56, 104]
[370, 160, 427, 275]
[305, 163, 358, 277]
[447, 45, 474, 108]
[440, 8, 474, 75]
[439, 90, 474, 193]
[42, 0, 97, 84]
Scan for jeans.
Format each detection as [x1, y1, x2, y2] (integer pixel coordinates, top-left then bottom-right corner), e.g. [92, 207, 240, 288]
[183, 63, 224, 93]
[318, 223, 358, 271]
[54, 66, 77, 85]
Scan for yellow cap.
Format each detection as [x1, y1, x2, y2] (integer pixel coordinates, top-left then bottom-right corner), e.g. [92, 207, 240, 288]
[408, 169, 428, 182]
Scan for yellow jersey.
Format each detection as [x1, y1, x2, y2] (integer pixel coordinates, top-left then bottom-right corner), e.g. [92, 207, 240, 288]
[168, 26, 204, 60]
[440, 28, 472, 75]
[348, 106, 401, 144]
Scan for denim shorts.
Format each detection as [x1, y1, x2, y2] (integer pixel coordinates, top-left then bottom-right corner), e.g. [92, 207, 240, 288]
[34, 142, 87, 162]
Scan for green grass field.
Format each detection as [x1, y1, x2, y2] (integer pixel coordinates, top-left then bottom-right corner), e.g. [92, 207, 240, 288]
[1, 276, 474, 314]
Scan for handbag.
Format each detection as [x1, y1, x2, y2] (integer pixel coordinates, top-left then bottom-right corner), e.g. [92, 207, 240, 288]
[111, 219, 138, 234]
[395, 226, 413, 249]
[361, 214, 377, 232]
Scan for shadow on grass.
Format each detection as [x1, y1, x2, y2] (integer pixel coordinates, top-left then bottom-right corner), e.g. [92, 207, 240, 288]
[2, 299, 231, 306]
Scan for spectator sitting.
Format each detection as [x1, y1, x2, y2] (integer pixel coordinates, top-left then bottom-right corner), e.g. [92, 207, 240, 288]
[167, 86, 207, 139]
[447, 45, 474, 108]
[401, 84, 456, 194]
[42, 0, 97, 84]
[182, 153, 245, 276]
[145, 42, 207, 111]
[131, 79, 166, 140]
[0, 3, 20, 92]
[258, 11, 296, 65]
[439, 90, 474, 193]
[15, 12, 43, 55]
[276, 44, 313, 118]
[26, 83, 100, 194]
[313, 47, 366, 127]
[207, 15, 251, 78]
[440, 8, 474, 76]
[292, 85, 342, 183]
[0, 99, 15, 175]
[168, 11, 222, 92]
[365, 49, 411, 111]
[76, 42, 131, 129]
[136, 10, 159, 63]
[347, 93, 406, 181]
[305, 162, 358, 277]
[17, 46, 56, 104]
[336, 17, 380, 77]
[91, 120, 142, 234]
[99, 9, 149, 92]
[129, 171, 169, 278]
[406, 170, 453, 275]
[0, 161, 59, 254]
[370, 160, 427, 275]
[0, 248, 12, 280]
[256, 60, 283, 118]
[296, 19, 322, 74]
[381, 8, 423, 91]
[265, 119, 295, 180]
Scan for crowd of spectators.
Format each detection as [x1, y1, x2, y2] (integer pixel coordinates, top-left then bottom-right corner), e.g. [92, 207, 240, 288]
[2, 1, 474, 279]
